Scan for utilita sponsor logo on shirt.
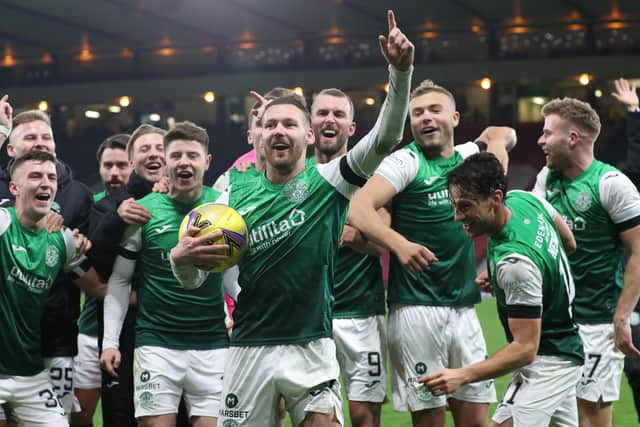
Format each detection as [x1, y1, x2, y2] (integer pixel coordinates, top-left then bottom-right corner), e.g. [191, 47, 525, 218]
[427, 189, 451, 208]
[7, 266, 54, 293]
[249, 208, 306, 254]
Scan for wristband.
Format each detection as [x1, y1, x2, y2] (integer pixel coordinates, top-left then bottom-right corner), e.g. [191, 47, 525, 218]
[474, 140, 488, 152]
[0, 124, 10, 138]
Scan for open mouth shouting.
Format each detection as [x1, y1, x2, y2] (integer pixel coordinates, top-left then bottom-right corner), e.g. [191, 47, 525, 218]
[270, 140, 291, 155]
[34, 191, 52, 207]
[145, 161, 163, 175]
[420, 127, 439, 137]
[176, 170, 194, 181]
[320, 128, 337, 140]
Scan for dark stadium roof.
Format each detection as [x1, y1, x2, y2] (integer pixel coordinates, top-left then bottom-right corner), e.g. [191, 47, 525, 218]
[2, 0, 639, 62]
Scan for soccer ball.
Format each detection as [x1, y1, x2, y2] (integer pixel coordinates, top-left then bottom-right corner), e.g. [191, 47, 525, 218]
[178, 203, 249, 272]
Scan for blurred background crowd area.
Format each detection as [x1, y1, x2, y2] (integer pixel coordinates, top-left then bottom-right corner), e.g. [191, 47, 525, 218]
[0, 0, 639, 191]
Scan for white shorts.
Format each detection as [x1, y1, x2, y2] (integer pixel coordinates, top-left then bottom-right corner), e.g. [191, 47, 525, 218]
[0, 370, 68, 426]
[218, 338, 344, 426]
[388, 304, 496, 412]
[133, 346, 227, 418]
[333, 315, 387, 403]
[73, 333, 101, 389]
[44, 357, 80, 414]
[576, 323, 624, 403]
[493, 356, 582, 427]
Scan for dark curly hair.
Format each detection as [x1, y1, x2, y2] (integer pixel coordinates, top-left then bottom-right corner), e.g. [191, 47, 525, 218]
[446, 152, 507, 200]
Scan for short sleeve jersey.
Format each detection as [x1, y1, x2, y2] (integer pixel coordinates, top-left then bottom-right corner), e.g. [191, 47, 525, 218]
[120, 189, 228, 350]
[224, 163, 350, 346]
[0, 207, 83, 375]
[375, 141, 481, 307]
[533, 161, 640, 323]
[487, 191, 584, 365]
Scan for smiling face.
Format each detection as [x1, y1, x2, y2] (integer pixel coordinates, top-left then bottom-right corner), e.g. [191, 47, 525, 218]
[311, 94, 355, 159]
[409, 91, 459, 155]
[10, 159, 58, 222]
[538, 114, 574, 172]
[449, 185, 500, 238]
[8, 120, 56, 158]
[261, 103, 313, 176]
[166, 139, 210, 199]
[130, 132, 166, 183]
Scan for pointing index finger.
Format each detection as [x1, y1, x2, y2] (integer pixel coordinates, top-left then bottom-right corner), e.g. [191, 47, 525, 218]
[387, 10, 397, 32]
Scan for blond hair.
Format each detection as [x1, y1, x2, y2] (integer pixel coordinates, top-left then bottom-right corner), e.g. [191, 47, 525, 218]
[541, 97, 601, 139]
[127, 124, 166, 159]
[410, 80, 456, 109]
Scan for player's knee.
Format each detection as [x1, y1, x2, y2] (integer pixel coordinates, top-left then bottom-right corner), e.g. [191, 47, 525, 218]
[349, 402, 380, 427]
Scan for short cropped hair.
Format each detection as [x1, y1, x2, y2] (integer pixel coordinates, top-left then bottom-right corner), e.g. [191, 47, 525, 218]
[10, 150, 57, 179]
[262, 96, 311, 128]
[311, 88, 355, 120]
[127, 124, 166, 159]
[12, 110, 51, 130]
[410, 79, 456, 110]
[96, 134, 130, 163]
[164, 121, 209, 153]
[541, 97, 601, 140]
[446, 152, 507, 200]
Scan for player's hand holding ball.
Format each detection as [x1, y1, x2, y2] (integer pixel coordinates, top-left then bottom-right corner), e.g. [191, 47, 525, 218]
[172, 203, 249, 272]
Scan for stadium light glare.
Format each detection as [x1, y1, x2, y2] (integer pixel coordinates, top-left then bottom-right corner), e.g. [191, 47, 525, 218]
[149, 113, 161, 122]
[480, 78, 492, 90]
[203, 91, 216, 103]
[38, 101, 48, 112]
[532, 97, 546, 105]
[293, 86, 304, 97]
[578, 73, 590, 86]
[365, 97, 376, 106]
[119, 96, 131, 108]
[594, 89, 603, 98]
[85, 110, 100, 119]
[108, 105, 121, 113]
[384, 83, 390, 93]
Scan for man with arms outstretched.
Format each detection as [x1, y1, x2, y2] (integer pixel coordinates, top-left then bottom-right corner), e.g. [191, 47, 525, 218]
[173, 10, 413, 426]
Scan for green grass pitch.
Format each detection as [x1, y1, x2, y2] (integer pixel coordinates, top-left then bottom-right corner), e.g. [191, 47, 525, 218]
[92, 298, 637, 426]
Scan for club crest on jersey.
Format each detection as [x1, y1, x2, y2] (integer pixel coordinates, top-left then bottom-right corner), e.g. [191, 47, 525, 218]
[575, 192, 592, 212]
[45, 245, 59, 267]
[283, 178, 309, 204]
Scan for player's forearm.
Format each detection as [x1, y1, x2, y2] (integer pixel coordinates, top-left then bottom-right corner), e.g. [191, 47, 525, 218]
[347, 65, 412, 178]
[103, 256, 134, 349]
[462, 340, 537, 385]
[74, 268, 107, 298]
[345, 236, 387, 256]
[615, 251, 640, 322]
[480, 126, 517, 152]
[169, 252, 209, 290]
[479, 126, 516, 173]
[348, 196, 406, 253]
